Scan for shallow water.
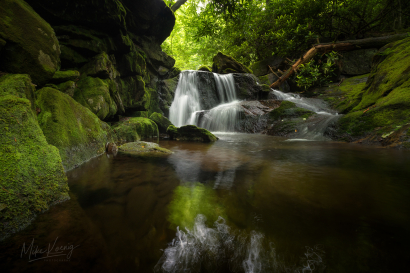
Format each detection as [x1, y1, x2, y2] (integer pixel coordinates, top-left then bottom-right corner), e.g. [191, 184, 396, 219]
[2, 133, 410, 272]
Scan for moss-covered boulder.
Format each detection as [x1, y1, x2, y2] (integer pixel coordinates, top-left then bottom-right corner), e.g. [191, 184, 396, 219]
[0, 74, 35, 110]
[56, 81, 76, 97]
[0, 93, 69, 240]
[118, 141, 172, 157]
[113, 117, 159, 142]
[167, 125, 218, 142]
[36, 87, 116, 171]
[198, 65, 212, 72]
[80, 52, 118, 80]
[50, 70, 80, 84]
[0, 0, 60, 85]
[73, 76, 117, 120]
[212, 52, 252, 74]
[149, 112, 173, 133]
[329, 37, 410, 146]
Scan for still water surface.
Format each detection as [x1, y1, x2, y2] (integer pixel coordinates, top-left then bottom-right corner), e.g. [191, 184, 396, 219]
[3, 133, 410, 272]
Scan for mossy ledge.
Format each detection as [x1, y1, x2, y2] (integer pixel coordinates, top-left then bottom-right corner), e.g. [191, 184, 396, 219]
[113, 117, 159, 143]
[167, 125, 218, 142]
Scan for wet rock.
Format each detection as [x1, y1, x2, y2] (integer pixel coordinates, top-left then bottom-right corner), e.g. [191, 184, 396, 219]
[212, 52, 253, 74]
[36, 87, 117, 171]
[258, 73, 290, 93]
[118, 141, 172, 156]
[157, 75, 179, 116]
[0, 0, 60, 85]
[167, 125, 218, 142]
[106, 142, 118, 155]
[233, 73, 270, 100]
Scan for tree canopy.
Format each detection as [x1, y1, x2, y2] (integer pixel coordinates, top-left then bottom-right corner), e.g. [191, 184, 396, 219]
[163, 0, 410, 70]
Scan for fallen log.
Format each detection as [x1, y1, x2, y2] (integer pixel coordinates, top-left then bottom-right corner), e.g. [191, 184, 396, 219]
[269, 33, 409, 89]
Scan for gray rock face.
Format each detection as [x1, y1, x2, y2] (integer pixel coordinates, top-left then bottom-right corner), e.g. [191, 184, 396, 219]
[341, 48, 378, 75]
[233, 73, 271, 100]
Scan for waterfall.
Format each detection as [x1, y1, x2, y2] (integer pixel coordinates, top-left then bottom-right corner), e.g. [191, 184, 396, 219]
[169, 71, 239, 132]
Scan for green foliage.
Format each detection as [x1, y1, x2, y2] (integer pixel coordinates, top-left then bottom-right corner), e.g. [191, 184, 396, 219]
[162, 0, 410, 70]
[295, 52, 339, 90]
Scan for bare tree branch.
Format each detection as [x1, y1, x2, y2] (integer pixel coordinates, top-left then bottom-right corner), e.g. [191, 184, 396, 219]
[171, 0, 188, 12]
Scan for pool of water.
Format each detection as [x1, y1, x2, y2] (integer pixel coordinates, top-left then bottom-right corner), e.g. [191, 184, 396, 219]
[2, 133, 410, 272]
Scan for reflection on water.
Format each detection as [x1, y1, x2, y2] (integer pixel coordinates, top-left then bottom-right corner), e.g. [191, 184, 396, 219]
[155, 214, 325, 273]
[2, 133, 410, 272]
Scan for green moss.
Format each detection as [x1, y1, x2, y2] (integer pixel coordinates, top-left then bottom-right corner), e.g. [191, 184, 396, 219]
[36, 87, 116, 171]
[115, 76, 150, 111]
[80, 52, 118, 79]
[118, 141, 172, 157]
[74, 76, 117, 120]
[51, 70, 80, 84]
[167, 125, 218, 142]
[0, 0, 60, 85]
[334, 38, 410, 139]
[131, 111, 148, 118]
[0, 74, 35, 111]
[113, 117, 159, 142]
[0, 94, 69, 239]
[149, 112, 173, 133]
[198, 65, 212, 72]
[56, 81, 76, 97]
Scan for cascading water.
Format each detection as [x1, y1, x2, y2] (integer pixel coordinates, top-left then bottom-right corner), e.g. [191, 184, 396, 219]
[169, 70, 240, 132]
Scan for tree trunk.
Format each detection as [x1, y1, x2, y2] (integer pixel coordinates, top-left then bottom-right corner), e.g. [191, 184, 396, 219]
[269, 33, 409, 89]
[171, 0, 188, 12]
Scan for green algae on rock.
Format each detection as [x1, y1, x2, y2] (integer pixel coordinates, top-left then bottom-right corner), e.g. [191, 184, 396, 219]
[212, 52, 253, 74]
[198, 65, 212, 72]
[0, 93, 69, 240]
[0, 0, 60, 86]
[118, 141, 172, 157]
[149, 112, 173, 133]
[167, 125, 218, 142]
[113, 117, 159, 142]
[36, 87, 116, 171]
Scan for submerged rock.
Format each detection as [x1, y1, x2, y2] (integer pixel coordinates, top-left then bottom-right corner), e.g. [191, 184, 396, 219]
[36, 87, 116, 171]
[113, 117, 159, 143]
[167, 125, 218, 142]
[212, 52, 253, 74]
[0, 0, 61, 85]
[0, 82, 69, 240]
[118, 141, 172, 156]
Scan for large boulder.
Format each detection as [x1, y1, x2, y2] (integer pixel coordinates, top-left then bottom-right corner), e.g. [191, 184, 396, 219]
[329, 38, 410, 147]
[0, 77, 69, 240]
[232, 73, 271, 100]
[36, 87, 117, 171]
[250, 56, 284, 77]
[167, 125, 218, 142]
[118, 141, 172, 157]
[340, 48, 378, 75]
[73, 76, 117, 120]
[0, 74, 35, 110]
[0, 0, 60, 85]
[212, 52, 253, 74]
[113, 117, 159, 143]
